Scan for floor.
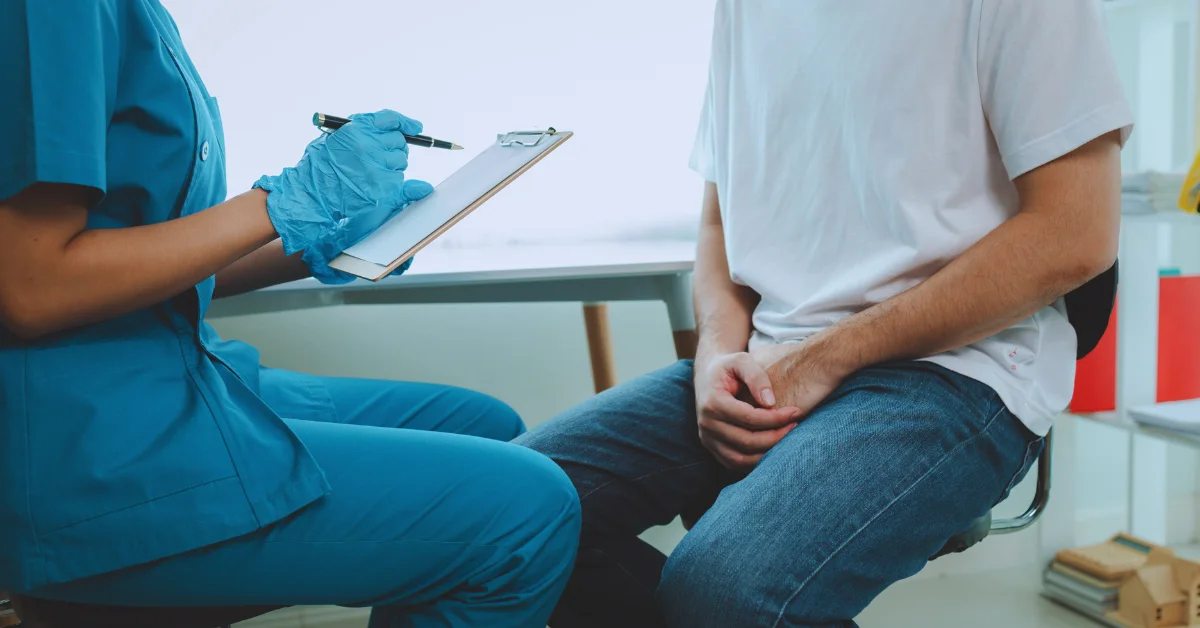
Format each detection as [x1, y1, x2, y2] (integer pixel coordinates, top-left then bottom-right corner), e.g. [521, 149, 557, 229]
[236, 566, 1104, 628]
[857, 567, 1104, 628]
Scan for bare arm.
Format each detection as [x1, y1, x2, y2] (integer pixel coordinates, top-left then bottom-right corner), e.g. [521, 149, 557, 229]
[0, 184, 277, 339]
[212, 239, 311, 299]
[692, 181, 798, 470]
[693, 182, 760, 364]
[766, 132, 1123, 407]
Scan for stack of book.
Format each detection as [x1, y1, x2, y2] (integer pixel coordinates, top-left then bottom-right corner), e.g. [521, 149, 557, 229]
[1122, 171, 1187, 215]
[1042, 533, 1158, 626]
[1043, 560, 1120, 619]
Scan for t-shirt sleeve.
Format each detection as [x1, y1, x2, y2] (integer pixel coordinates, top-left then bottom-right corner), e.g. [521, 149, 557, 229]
[688, 71, 718, 183]
[0, 0, 122, 202]
[978, 0, 1134, 180]
[689, 1, 726, 184]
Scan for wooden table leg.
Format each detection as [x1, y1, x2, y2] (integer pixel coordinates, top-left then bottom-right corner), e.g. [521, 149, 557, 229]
[665, 272, 698, 361]
[583, 303, 618, 393]
[672, 329, 698, 361]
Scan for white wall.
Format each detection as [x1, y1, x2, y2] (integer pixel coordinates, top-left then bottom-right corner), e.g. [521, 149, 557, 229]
[1106, 0, 1198, 173]
[161, 0, 715, 247]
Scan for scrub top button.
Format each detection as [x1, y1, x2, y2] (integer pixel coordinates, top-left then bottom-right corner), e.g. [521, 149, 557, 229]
[200, 141, 210, 161]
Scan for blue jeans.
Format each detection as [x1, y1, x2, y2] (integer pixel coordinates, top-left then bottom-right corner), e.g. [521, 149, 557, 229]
[33, 372, 581, 628]
[515, 360, 1042, 628]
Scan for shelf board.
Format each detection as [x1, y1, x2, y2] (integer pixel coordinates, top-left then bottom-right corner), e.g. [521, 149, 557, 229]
[1072, 410, 1200, 449]
[1122, 210, 1200, 225]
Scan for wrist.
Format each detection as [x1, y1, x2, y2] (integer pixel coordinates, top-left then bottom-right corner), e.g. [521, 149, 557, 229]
[245, 188, 276, 241]
[789, 330, 862, 380]
[221, 188, 278, 250]
[253, 172, 321, 257]
[695, 335, 745, 366]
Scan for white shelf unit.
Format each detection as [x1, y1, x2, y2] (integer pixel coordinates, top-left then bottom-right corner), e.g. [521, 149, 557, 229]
[1056, 212, 1200, 556]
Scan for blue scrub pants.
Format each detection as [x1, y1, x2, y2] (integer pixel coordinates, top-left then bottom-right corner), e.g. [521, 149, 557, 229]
[32, 371, 581, 628]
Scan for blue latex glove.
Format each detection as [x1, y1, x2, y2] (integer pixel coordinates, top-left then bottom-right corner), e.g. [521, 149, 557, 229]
[254, 110, 433, 284]
[391, 257, 414, 277]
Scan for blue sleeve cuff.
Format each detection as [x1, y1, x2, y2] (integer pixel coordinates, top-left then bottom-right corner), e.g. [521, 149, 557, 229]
[0, 147, 106, 202]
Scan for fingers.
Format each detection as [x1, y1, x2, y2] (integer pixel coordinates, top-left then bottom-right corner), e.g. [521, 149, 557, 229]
[399, 179, 434, 203]
[380, 149, 409, 171]
[699, 433, 767, 472]
[372, 180, 433, 227]
[700, 417, 795, 455]
[709, 440, 762, 471]
[705, 393, 797, 430]
[358, 109, 424, 136]
[376, 131, 410, 153]
[726, 353, 777, 407]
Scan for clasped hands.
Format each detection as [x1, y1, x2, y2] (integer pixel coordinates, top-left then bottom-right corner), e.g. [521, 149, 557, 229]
[694, 337, 849, 472]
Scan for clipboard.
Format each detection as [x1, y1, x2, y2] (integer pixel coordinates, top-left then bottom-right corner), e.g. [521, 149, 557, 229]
[329, 128, 573, 281]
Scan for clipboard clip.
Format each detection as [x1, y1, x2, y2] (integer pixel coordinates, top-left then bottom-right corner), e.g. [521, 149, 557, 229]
[498, 128, 557, 147]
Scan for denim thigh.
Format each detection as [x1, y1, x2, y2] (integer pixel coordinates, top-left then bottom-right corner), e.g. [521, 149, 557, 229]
[515, 360, 724, 545]
[657, 361, 1042, 628]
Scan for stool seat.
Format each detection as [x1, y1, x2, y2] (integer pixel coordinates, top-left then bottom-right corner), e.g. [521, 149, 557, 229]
[10, 595, 281, 628]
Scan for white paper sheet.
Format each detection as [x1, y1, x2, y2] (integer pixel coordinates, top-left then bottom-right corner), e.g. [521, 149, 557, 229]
[338, 132, 569, 267]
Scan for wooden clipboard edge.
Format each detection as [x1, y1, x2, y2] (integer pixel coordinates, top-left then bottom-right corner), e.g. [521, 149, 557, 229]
[361, 130, 575, 281]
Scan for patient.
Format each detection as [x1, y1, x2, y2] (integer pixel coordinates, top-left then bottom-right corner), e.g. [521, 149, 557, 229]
[516, 2, 1132, 626]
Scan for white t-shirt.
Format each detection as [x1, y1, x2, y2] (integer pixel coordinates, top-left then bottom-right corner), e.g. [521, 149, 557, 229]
[690, 0, 1134, 436]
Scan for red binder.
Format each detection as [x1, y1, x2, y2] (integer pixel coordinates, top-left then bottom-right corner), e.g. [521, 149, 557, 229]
[1069, 276, 1200, 413]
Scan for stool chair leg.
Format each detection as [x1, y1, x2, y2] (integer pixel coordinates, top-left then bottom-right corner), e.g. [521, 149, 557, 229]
[990, 428, 1053, 534]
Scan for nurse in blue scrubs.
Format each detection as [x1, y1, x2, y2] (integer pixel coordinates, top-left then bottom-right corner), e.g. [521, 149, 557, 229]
[0, 2, 579, 626]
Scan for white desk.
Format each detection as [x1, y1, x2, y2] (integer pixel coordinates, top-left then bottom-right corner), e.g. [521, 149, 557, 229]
[208, 242, 698, 392]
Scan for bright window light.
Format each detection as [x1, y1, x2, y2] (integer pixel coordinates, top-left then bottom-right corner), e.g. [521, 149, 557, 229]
[162, 0, 717, 247]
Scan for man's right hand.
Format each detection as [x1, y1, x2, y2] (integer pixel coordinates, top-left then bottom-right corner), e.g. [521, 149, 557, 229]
[694, 352, 801, 472]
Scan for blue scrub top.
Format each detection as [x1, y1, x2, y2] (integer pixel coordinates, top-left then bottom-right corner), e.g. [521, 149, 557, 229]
[0, 0, 331, 590]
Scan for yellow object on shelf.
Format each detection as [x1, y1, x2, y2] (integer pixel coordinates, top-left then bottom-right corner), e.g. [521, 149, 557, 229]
[1180, 150, 1200, 213]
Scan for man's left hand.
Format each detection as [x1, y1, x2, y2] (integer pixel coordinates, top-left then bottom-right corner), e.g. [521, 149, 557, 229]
[750, 335, 853, 418]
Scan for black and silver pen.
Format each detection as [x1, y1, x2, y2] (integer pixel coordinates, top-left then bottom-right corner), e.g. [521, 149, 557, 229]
[313, 113, 463, 150]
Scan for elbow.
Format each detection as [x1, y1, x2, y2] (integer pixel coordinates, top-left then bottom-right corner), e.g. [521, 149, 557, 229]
[0, 287, 55, 341]
[1085, 223, 1120, 278]
[1064, 230, 1119, 288]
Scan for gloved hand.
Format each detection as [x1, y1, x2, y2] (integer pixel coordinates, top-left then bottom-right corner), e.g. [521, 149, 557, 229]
[391, 257, 414, 277]
[254, 110, 433, 284]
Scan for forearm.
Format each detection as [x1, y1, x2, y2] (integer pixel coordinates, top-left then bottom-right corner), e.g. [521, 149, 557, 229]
[808, 135, 1123, 376]
[693, 183, 758, 363]
[213, 238, 311, 299]
[0, 187, 276, 337]
[809, 210, 1116, 377]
